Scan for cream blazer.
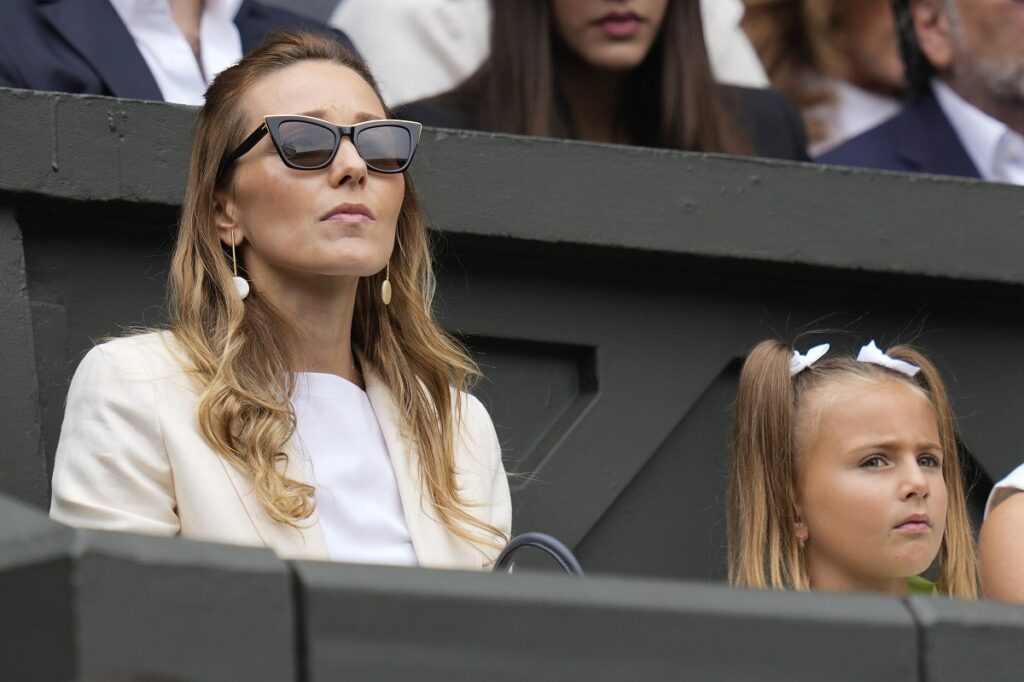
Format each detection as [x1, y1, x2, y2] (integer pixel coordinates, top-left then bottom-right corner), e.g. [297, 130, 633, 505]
[50, 332, 511, 569]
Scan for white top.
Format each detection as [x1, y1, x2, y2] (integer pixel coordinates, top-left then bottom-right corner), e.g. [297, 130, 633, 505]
[330, 0, 491, 107]
[700, 0, 769, 88]
[292, 372, 418, 566]
[49, 332, 510, 567]
[809, 80, 902, 158]
[108, 0, 244, 105]
[330, 0, 767, 107]
[985, 462, 1024, 518]
[932, 79, 1024, 185]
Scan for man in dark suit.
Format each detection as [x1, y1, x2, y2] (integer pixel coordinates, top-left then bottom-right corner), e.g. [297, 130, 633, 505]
[0, 0, 358, 103]
[820, 0, 1024, 184]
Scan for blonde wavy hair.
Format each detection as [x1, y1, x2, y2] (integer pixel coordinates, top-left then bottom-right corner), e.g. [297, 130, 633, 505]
[167, 31, 505, 552]
[728, 339, 978, 598]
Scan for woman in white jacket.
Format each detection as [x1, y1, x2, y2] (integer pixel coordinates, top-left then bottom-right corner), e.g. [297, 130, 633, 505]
[50, 31, 511, 570]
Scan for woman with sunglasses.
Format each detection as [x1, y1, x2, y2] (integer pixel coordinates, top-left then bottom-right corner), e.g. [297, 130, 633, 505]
[399, 0, 807, 159]
[49, 31, 512, 569]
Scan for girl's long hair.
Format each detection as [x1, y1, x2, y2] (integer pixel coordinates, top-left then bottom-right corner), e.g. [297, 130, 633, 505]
[728, 339, 978, 597]
[457, 0, 751, 153]
[167, 30, 505, 552]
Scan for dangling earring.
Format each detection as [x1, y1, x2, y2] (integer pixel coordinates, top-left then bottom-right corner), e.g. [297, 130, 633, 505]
[381, 261, 392, 306]
[231, 229, 250, 299]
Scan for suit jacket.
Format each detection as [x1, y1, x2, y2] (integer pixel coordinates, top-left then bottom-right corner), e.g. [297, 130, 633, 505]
[397, 84, 810, 161]
[0, 0, 358, 101]
[818, 90, 981, 178]
[50, 332, 512, 569]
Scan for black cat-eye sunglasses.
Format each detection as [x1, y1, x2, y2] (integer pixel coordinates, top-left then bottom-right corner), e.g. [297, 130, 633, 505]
[216, 115, 422, 184]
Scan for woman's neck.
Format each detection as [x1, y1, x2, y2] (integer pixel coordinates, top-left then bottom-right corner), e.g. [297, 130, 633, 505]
[254, 269, 363, 386]
[556, 53, 629, 144]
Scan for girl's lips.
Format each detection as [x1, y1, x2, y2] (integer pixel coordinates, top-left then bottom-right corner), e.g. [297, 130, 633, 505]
[895, 515, 931, 532]
[596, 13, 643, 39]
[895, 521, 931, 532]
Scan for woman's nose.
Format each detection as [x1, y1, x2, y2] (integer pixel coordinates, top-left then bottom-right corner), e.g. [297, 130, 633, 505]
[329, 137, 368, 187]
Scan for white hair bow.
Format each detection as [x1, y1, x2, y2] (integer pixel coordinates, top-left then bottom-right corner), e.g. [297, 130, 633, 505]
[856, 341, 920, 377]
[789, 343, 830, 376]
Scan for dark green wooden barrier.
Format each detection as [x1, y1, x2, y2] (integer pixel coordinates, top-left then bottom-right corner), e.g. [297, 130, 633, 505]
[6, 493, 1024, 682]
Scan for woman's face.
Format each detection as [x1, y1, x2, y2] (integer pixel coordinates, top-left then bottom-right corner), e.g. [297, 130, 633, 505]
[841, 0, 905, 94]
[794, 379, 948, 595]
[550, 0, 670, 71]
[216, 60, 403, 290]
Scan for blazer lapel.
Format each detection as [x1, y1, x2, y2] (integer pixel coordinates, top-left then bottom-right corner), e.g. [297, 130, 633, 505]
[215, 437, 330, 561]
[363, 365, 470, 568]
[895, 90, 981, 178]
[38, 0, 163, 100]
[234, 0, 272, 53]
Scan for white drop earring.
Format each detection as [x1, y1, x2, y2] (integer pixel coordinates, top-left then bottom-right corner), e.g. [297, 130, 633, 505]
[381, 261, 392, 306]
[231, 229, 249, 299]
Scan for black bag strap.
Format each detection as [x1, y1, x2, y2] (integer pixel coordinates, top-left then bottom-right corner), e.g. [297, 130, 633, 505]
[493, 532, 584, 576]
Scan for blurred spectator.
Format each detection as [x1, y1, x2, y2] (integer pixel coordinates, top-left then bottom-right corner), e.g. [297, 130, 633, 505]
[820, 0, 1024, 184]
[330, 0, 768, 107]
[398, 0, 807, 160]
[744, 0, 904, 156]
[702, 0, 770, 88]
[0, 0, 356, 105]
[329, 0, 491, 106]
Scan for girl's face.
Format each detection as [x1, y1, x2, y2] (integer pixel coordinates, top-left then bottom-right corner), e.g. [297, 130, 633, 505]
[794, 379, 948, 595]
[550, 0, 670, 71]
[216, 60, 403, 291]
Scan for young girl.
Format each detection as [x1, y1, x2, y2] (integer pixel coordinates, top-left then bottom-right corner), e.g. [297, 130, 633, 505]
[728, 339, 977, 597]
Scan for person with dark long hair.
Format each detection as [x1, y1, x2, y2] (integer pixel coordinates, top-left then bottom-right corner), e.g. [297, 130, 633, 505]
[743, 0, 905, 156]
[399, 0, 808, 159]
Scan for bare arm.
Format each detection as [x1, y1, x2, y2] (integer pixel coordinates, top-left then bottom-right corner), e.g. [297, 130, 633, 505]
[980, 491, 1024, 604]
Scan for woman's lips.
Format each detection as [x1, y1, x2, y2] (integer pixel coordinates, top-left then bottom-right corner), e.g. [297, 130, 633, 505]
[595, 12, 643, 39]
[321, 203, 373, 224]
[323, 212, 371, 224]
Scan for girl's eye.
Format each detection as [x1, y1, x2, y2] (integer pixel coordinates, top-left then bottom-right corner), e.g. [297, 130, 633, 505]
[918, 454, 941, 468]
[860, 455, 887, 468]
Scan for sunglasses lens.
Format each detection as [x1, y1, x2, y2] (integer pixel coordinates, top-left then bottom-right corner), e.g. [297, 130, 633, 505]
[357, 125, 413, 172]
[277, 120, 337, 168]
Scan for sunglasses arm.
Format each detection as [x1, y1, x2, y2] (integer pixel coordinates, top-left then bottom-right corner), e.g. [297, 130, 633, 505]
[216, 123, 269, 185]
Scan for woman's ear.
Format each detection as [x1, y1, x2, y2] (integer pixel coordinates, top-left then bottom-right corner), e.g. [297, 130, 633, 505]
[213, 188, 243, 248]
[909, 0, 956, 74]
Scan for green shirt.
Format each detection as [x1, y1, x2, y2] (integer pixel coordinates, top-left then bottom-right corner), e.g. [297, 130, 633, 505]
[908, 575, 938, 595]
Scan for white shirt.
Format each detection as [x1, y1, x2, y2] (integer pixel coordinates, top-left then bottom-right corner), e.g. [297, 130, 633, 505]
[700, 0, 769, 88]
[932, 79, 1024, 185]
[108, 0, 244, 105]
[292, 372, 418, 566]
[331, 0, 491, 107]
[809, 80, 902, 158]
[330, 0, 767, 107]
[985, 462, 1024, 518]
